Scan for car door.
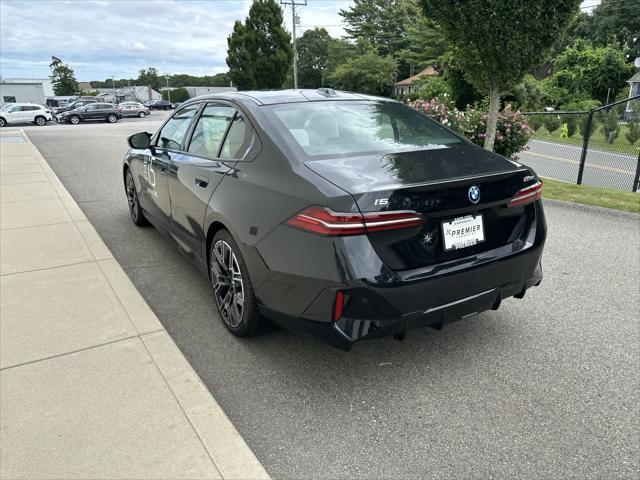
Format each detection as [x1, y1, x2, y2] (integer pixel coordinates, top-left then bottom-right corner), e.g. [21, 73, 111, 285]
[138, 103, 201, 228]
[9, 106, 29, 123]
[167, 103, 244, 260]
[80, 104, 98, 121]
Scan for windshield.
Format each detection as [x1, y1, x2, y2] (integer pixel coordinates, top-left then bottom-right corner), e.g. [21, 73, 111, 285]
[1, 104, 15, 111]
[266, 101, 463, 158]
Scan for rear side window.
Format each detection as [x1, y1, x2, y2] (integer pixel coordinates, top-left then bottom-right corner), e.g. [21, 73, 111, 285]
[187, 105, 235, 158]
[156, 104, 200, 151]
[219, 115, 248, 159]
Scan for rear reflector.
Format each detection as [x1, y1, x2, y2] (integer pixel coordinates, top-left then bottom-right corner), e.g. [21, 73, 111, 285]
[285, 206, 424, 236]
[508, 181, 542, 208]
[332, 290, 345, 322]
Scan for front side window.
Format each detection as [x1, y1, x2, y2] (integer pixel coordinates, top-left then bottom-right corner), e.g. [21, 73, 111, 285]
[156, 104, 200, 151]
[188, 105, 235, 158]
[267, 101, 463, 158]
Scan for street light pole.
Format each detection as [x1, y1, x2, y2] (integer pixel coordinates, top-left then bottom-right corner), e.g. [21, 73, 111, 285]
[165, 75, 171, 103]
[280, 0, 306, 90]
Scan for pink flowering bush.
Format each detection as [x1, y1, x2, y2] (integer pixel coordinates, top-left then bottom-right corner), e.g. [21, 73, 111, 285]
[407, 96, 532, 159]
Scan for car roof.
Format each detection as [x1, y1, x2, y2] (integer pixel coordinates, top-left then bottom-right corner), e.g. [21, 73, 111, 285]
[182, 88, 394, 106]
[5, 103, 44, 106]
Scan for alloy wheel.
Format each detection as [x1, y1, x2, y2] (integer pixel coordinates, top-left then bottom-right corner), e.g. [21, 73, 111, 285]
[211, 240, 245, 328]
[35, 117, 46, 126]
[70, 116, 80, 125]
[108, 114, 117, 123]
[125, 172, 139, 222]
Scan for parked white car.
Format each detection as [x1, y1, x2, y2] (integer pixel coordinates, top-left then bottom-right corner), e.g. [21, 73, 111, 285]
[0, 103, 53, 127]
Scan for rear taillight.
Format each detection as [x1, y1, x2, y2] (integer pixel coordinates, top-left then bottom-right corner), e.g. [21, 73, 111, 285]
[285, 206, 424, 236]
[507, 181, 542, 208]
[332, 290, 345, 321]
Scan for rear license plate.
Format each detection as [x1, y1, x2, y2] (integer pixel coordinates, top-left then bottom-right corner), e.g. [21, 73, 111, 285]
[441, 214, 485, 251]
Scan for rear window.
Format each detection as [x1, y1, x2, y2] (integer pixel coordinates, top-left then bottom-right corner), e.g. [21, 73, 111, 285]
[266, 101, 463, 158]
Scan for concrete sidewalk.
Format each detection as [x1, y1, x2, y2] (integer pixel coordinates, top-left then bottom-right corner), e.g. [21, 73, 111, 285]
[0, 130, 269, 479]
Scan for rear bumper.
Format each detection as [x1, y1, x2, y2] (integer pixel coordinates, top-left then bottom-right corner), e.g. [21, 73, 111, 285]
[261, 252, 543, 350]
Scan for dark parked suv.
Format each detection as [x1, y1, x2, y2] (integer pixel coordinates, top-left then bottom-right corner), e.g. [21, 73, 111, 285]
[123, 89, 546, 349]
[53, 98, 98, 115]
[146, 100, 174, 110]
[58, 103, 123, 124]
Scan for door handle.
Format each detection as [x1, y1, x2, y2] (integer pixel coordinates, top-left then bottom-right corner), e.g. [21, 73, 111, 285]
[195, 176, 209, 188]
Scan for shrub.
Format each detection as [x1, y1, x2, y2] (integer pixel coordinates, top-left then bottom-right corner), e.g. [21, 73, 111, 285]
[543, 115, 562, 134]
[625, 102, 640, 145]
[417, 77, 450, 102]
[407, 98, 531, 159]
[560, 115, 578, 137]
[528, 115, 543, 132]
[599, 110, 620, 144]
[559, 123, 569, 138]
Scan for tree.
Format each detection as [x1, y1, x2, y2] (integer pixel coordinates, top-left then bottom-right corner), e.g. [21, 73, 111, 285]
[339, 0, 422, 78]
[297, 28, 332, 88]
[420, 0, 580, 151]
[137, 67, 161, 91]
[162, 88, 189, 103]
[226, 0, 292, 90]
[327, 39, 397, 95]
[397, 14, 446, 74]
[549, 40, 634, 104]
[563, 0, 640, 60]
[49, 56, 79, 96]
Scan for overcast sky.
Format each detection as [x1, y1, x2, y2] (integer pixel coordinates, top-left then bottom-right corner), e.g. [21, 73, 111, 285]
[0, 0, 598, 82]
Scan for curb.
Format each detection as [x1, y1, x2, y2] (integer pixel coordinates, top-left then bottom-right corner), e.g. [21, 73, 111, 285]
[542, 197, 640, 220]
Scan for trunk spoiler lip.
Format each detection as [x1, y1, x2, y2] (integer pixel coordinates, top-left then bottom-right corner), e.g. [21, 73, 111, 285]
[342, 167, 532, 194]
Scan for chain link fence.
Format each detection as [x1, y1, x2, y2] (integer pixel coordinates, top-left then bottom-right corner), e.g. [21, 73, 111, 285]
[520, 95, 640, 192]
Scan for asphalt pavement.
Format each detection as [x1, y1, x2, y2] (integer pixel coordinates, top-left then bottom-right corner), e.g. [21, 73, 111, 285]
[20, 119, 640, 479]
[520, 139, 638, 191]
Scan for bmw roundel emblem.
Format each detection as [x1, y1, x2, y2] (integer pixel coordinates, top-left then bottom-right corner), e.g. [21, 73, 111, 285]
[468, 186, 480, 204]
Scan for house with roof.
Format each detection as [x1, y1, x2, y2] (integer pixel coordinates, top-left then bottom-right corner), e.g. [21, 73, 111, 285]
[393, 65, 439, 96]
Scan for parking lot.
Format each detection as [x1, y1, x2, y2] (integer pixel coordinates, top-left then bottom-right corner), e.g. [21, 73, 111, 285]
[17, 119, 640, 479]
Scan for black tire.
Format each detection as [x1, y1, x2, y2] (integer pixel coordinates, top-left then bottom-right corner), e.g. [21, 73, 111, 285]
[138, 111, 146, 118]
[34, 116, 47, 126]
[0, 117, 6, 127]
[107, 114, 118, 123]
[125, 169, 149, 227]
[69, 115, 80, 125]
[210, 230, 261, 337]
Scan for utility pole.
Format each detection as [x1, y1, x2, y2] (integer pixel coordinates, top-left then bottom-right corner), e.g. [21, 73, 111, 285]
[280, 0, 306, 89]
[165, 75, 171, 103]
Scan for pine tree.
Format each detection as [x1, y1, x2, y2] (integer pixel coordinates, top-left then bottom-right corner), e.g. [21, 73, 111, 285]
[226, 0, 292, 90]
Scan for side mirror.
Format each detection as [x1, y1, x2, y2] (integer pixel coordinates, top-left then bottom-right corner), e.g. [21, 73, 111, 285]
[128, 132, 151, 149]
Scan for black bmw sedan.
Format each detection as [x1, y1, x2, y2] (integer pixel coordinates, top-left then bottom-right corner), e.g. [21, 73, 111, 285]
[123, 89, 546, 349]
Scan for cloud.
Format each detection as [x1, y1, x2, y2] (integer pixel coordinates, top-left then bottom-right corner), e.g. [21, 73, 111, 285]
[0, 0, 252, 79]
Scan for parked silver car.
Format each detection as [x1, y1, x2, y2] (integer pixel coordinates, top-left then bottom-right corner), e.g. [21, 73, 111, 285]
[117, 102, 151, 118]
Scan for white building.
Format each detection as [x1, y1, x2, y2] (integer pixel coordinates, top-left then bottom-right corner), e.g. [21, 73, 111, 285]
[184, 86, 236, 98]
[2, 78, 54, 97]
[96, 86, 162, 103]
[0, 82, 46, 105]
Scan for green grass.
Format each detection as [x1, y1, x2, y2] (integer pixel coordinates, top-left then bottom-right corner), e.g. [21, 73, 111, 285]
[532, 124, 639, 156]
[542, 178, 640, 214]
